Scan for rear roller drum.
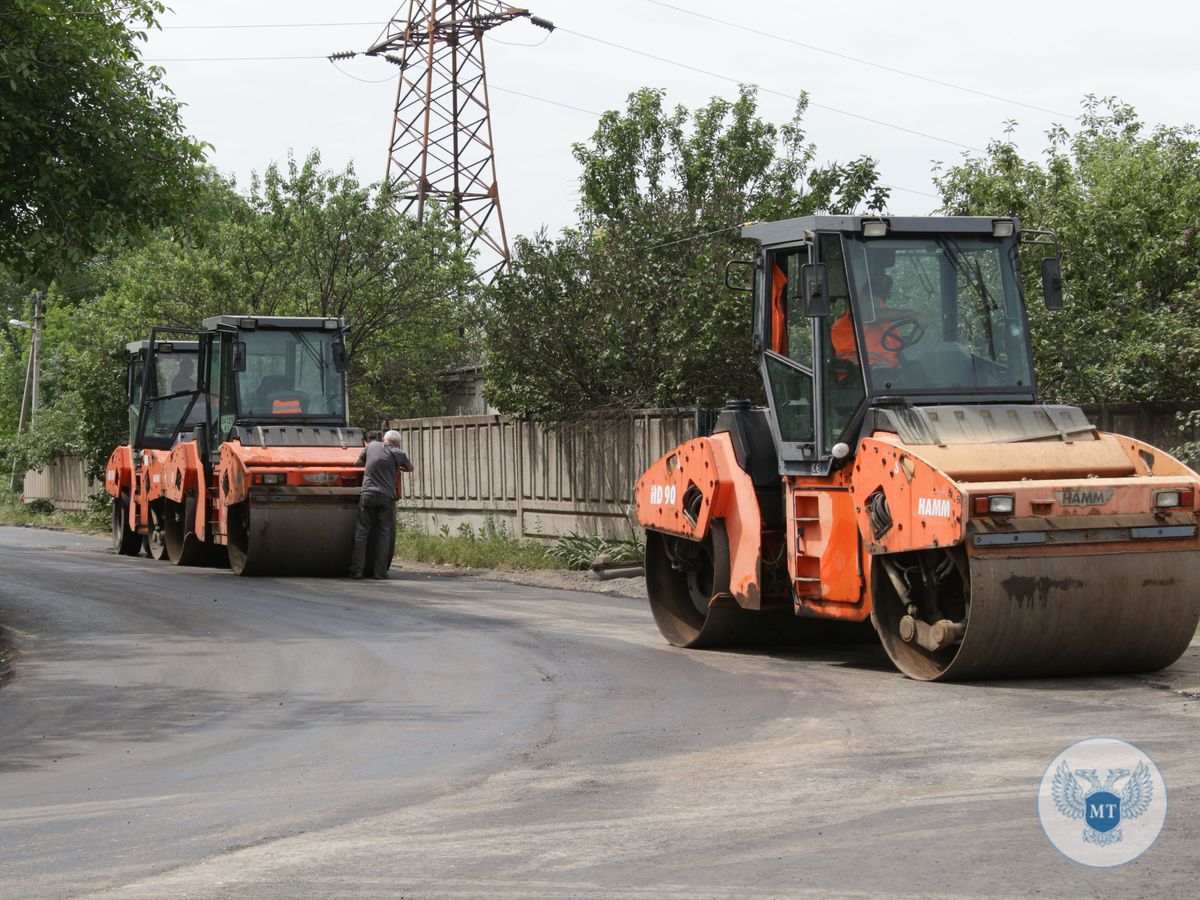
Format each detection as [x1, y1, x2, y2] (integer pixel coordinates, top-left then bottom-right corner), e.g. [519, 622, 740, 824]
[644, 529, 727, 647]
[644, 525, 868, 649]
[163, 497, 227, 568]
[147, 502, 169, 561]
[111, 496, 142, 557]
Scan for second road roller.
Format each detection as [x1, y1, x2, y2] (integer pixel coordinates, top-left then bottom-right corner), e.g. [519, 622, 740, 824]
[636, 214, 1200, 680]
[133, 315, 374, 576]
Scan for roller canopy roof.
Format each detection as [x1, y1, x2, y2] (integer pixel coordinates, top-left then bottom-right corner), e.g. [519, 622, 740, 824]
[741, 216, 1019, 244]
[124, 340, 198, 353]
[201, 315, 346, 330]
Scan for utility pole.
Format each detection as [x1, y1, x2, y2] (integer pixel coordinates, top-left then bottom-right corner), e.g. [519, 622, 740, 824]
[366, 2, 554, 281]
[8, 291, 42, 490]
[30, 291, 43, 426]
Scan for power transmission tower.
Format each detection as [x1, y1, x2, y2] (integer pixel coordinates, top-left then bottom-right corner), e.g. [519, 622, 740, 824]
[367, 3, 553, 280]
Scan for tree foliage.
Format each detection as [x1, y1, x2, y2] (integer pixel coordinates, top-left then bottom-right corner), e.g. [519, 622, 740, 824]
[0, 0, 207, 278]
[480, 87, 888, 416]
[934, 97, 1200, 404]
[1, 154, 476, 476]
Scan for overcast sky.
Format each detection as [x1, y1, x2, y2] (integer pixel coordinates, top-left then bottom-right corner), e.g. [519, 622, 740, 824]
[142, 1, 1199, 245]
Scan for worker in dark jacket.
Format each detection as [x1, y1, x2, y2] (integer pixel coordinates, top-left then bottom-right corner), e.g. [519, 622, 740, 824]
[350, 430, 414, 579]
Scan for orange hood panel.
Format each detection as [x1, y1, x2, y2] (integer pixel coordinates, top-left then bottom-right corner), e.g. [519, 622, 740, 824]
[873, 431, 1136, 482]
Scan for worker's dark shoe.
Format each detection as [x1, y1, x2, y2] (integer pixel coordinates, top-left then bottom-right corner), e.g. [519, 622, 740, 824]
[349, 573, 364, 580]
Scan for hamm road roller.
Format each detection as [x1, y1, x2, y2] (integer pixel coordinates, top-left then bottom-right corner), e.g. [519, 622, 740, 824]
[143, 315, 370, 576]
[105, 339, 202, 559]
[636, 215, 1200, 680]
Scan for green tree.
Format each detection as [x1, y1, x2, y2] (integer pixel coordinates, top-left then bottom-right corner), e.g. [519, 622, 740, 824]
[3, 154, 477, 477]
[104, 153, 477, 424]
[480, 87, 888, 416]
[0, 0, 207, 278]
[934, 97, 1200, 404]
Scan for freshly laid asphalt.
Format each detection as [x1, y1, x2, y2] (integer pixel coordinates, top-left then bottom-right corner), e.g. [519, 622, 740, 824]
[0, 525, 1196, 898]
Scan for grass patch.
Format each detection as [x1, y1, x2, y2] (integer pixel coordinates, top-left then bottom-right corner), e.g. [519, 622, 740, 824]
[0, 492, 109, 534]
[393, 529, 556, 570]
[545, 532, 643, 571]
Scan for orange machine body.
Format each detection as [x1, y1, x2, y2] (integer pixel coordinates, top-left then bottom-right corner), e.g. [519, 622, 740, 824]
[636, 434, 767, 609]
[105, 445, 176, 538]
[637, 425, 1200, 625]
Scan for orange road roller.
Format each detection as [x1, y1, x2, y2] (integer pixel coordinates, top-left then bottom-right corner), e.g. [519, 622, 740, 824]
[636, 215, 1200, 680]
[105, 338, 203, 560]
[135, 316, 374, 576]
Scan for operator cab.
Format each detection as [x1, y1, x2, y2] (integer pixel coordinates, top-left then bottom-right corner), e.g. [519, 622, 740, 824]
[125, 339, 202, 450]
[746, 216, 1059, 473]
[202, 315, 350, 430]
[138, 316, 353, 460]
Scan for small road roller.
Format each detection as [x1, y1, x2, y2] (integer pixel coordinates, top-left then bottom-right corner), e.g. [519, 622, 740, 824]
[136, 315, 371, 576]
[636, 215, 1200, 680]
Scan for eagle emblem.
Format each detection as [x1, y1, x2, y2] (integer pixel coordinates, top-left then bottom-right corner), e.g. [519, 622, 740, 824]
[1052, 761, 1155, 847]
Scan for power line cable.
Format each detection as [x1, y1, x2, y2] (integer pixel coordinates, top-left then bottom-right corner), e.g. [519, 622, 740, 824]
[162, 21, 387, 30]
[490, 83, 601, 117]
[642, 0, 1078, 120]
[329, 59, 399, 84]
[554, 26, 985, 153]
[488, 84, 940, 199]
[144, 55, 329, 62]
[488, 31, 553, 47]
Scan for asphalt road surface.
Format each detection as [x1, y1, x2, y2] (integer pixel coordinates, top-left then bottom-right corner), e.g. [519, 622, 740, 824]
[1, 525, 1197, 898]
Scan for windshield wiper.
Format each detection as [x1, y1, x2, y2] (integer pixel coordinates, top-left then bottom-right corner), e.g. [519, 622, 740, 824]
[293, 329, 327, 371]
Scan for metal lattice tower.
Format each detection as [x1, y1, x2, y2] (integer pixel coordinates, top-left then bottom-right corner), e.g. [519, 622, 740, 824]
[368, 3, 551, 280]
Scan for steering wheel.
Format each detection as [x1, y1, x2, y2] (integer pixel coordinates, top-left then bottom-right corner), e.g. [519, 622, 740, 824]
[880, 317, 926, 352]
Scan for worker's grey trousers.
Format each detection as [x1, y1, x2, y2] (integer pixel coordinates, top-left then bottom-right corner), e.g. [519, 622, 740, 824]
[350, 491, 395, 578]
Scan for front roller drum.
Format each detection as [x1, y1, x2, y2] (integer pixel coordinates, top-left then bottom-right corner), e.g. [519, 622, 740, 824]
[872, 548, 1200, 681]
[226, 498, 358, 577]
[644, 527, 871, 649]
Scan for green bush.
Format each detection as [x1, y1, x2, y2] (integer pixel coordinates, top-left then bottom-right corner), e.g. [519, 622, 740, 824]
[546, 532, 643, 571]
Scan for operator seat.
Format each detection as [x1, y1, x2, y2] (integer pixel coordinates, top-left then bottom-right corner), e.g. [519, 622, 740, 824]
[254, 374, 305, 415]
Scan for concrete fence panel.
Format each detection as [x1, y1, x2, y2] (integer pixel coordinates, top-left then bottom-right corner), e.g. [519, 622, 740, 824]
[386, 410, 702, 539]
[20, 456, 99, 510]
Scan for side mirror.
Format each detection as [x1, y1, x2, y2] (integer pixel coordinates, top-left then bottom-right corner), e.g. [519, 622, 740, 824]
[800, 263, 830, 317]
[723, 259, 755, 293]
[232, 341, 247, 372]
[332, 339, 348, 373]
[1042, 257, 1063, 310]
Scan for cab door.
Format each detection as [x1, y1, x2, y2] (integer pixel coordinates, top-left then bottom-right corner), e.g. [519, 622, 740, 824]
[758, 244, 817, 470]
[134, 327, 206, 451]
